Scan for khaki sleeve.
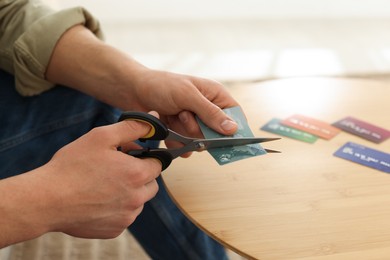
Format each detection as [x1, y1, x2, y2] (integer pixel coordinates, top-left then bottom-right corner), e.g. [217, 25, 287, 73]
[0, 0, 104, 96]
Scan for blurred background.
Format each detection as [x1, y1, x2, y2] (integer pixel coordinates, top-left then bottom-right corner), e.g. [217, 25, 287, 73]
[46, 0, 390, 82]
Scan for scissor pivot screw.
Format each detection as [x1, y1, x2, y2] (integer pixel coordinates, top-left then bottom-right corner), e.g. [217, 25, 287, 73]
[196, 142, 206, 151]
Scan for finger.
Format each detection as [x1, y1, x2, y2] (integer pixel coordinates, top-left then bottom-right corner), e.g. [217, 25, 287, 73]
[94, 111, 161, 149]
[144, 179, 159, 200]
[124, 156, 162, 186]
[128, 180, 159, 209]
[127, 180, 159, 213]
[178, 111, 203, 137]
[178, 100, 238, 136]
[162, 113, 195, 158]
[119, 111, 161, 152]
[180, 80, 239, 135]
[120, 142, 142, 153]
[90, 121, 150, 149]
[147, 158, 163, 178]
[166, 112, 201, 138]
[193, 100, 238, 136]
[148, 110, 159, 119]
[164, 139, 193, 158]
[126, 205, 144, 227]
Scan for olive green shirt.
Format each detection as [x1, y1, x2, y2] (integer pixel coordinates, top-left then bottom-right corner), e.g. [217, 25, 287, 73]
[0, 0, 103, 96]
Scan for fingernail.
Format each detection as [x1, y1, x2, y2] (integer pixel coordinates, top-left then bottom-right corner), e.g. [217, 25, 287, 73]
[221, 119, 237, 131]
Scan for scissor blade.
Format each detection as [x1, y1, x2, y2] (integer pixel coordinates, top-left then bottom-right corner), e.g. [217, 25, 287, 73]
[200, 137, 280, 150]
[265, 149, 281, 153]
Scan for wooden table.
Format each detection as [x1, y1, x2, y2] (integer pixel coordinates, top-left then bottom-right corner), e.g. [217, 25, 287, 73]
[162, 77, 390, 260]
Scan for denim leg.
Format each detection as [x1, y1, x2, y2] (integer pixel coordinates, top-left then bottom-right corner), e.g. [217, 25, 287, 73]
[0, 71, 120, 178]
[128, 175, 228, 260]
[0, 70, 227, 259]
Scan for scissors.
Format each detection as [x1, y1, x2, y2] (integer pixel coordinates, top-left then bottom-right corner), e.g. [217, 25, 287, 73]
[118, 111, 280, 171]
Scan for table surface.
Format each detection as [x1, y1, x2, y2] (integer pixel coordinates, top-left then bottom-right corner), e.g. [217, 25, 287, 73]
[162, 77, 390, 260]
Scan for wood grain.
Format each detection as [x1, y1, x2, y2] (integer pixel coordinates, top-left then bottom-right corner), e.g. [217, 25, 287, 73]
[163, 77, 390, 260]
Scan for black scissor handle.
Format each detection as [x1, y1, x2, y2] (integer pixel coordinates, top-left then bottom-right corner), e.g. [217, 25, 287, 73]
[118, 111, 169, 141]
[118, 111, 172, 171]
[127, 149, 173, 171]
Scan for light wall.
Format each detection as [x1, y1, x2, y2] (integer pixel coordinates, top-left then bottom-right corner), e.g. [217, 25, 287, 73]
[48, 0, 390, 22]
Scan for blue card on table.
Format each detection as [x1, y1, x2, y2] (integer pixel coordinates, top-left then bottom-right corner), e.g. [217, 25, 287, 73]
[334, 142, 390, 173]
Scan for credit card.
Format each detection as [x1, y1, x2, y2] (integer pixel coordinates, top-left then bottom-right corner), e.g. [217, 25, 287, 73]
[333, 116, 390, 143]
[281, 114, 340, 140]
[197, 106, 266, 165]
[334, 142, 390, 173]
[261, 118, 318, 143]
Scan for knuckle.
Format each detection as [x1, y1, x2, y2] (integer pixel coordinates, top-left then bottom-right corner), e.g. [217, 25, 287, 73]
[150, 180, 160, 194]
[107, 229, 124, 239]
[126, 215, 137, 227]
[127, 168, 149, 186]
[128, 190, 147, 208]
[185, 121, 201, 137]
[88, 126, 111, 140]
[126, 207, 143, 226]
[208, 104, 222, 118]
[149, 158, 163, 173]
[122, 120, 150, 137]
[126, 159, 161, 185]
[126, 181, 158, 210]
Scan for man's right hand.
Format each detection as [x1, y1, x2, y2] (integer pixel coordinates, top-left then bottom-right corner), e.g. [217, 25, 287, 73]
[0, 112, 162, 247]
[46, 111, 162, 238]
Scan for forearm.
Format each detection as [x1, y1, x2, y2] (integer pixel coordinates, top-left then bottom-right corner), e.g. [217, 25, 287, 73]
[46, 25, 147, 110]
[0, 166, 58, 248]
[45, 24, 239, 135]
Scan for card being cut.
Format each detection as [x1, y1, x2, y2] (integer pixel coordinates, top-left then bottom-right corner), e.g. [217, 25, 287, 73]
[197, 106, 266, 165]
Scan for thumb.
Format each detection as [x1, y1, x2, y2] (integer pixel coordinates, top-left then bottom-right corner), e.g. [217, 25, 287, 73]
[99, 115, 156, 149]
[189, 98, 238, 136]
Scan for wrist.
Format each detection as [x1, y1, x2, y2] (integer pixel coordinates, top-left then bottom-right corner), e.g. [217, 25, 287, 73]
[0, 165, 62, 247]
[110, 53, 151, 110]
[46, 24, 150, 110]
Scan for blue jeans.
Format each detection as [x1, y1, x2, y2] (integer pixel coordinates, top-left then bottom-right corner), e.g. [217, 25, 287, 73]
[0, 70, 227, 260]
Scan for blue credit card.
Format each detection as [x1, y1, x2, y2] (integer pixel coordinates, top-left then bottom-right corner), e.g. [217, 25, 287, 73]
[334, 142, 390, 173]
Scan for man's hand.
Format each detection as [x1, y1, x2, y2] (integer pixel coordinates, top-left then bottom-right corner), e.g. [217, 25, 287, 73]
[128, 70, 239, 137]
[0, 113, 161, 247]
[46, 25, 239, 140]
[46, 113, 161, 238]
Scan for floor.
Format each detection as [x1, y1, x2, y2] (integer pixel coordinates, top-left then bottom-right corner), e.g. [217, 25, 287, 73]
[3, 1, 390, 259]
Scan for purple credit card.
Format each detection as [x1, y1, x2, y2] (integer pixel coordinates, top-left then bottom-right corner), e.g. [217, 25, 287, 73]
[334, 142, 390, 173]
[333, 116, 390, 143]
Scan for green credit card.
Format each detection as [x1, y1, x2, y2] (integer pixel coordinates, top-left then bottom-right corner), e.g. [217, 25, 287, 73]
[261, 118, 318, 143]
[196, 106, 266, 165]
